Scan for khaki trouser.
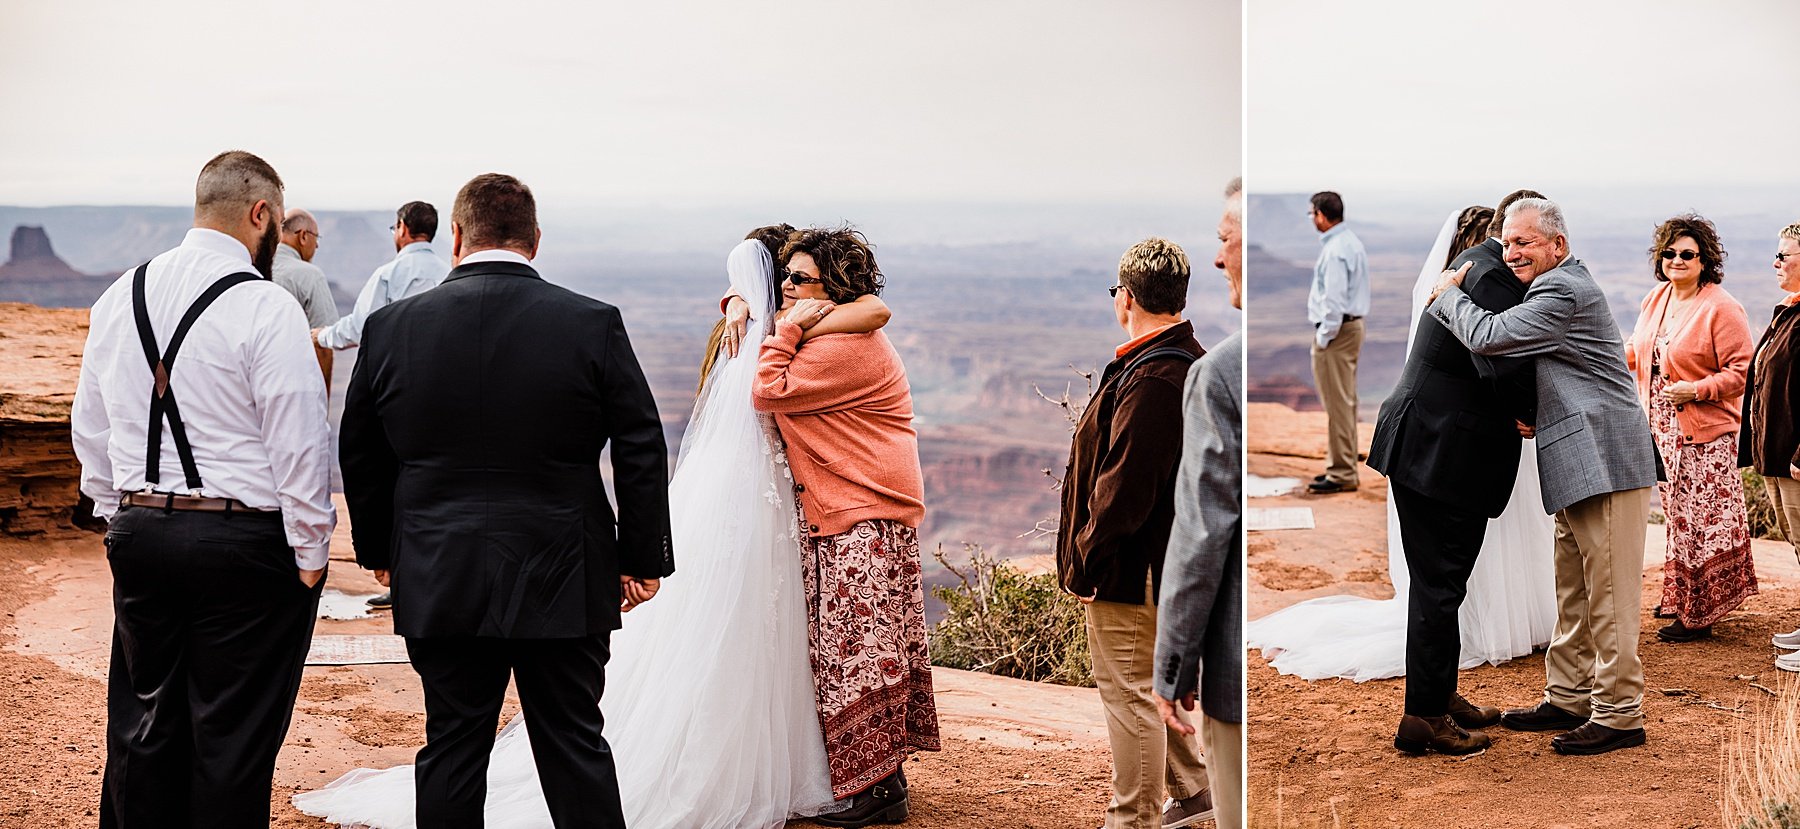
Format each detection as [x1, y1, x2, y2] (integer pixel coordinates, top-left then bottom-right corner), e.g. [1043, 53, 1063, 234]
[1086, 576, 1209, 829]
[1199, 715, 1243, 829]
[1310, 317, 1363, 485]
[1766, 475, 1800, 561]
[1543, 486, 1652, 730]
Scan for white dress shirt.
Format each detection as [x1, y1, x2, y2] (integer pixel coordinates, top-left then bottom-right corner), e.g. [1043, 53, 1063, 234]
[314, 240, 449, 349]
[71, 228, 337, 568]
[457, 248, 532, 267]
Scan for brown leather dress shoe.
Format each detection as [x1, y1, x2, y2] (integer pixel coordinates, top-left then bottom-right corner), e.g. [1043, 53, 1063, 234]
[1394, 714, 1492, 756]
[1551, 721, 1646, 755]
[1448, 693, 1502, 729]
[1499, 700, 1588, 732]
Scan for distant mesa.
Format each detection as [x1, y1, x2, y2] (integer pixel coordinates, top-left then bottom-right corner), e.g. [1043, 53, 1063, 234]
[0, 225, 117, 307]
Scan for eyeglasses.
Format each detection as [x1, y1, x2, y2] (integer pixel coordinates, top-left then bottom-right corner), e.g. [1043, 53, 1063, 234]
[388, 224, 398, 232]
[1777, 252, 1799, 263]
[785, 270, 823, 286]
[1660, 249, 1700, 261]
[1108, 285, 1125, 298]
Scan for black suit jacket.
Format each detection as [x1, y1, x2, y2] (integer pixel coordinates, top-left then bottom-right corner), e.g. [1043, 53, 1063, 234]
[1368, 238, 1536, 517]
[340, 259, 674, 638]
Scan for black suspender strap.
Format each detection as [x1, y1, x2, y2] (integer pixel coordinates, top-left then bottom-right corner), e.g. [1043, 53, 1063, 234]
[129, 263, 261, 492]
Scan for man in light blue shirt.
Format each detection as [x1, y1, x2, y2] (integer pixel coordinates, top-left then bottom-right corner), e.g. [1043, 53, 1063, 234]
[313, 200, 447, 610]
[313, 201, 449, 352]
[1305, 191, 1369, 494]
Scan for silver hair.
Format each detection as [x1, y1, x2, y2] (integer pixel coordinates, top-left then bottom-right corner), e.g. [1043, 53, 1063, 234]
[1223, 176, 1243, 222]
[282, 207, 317, 233]
[194, 150, 283, 219]
[1505, 197, 1568, 241]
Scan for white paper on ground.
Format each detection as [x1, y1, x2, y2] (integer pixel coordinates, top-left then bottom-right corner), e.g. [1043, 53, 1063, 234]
[306, 634, 409, 665]
[317, 588, 380, 620]
[1247, 506, 1314, 532]
[1246, 475, 1301, 498]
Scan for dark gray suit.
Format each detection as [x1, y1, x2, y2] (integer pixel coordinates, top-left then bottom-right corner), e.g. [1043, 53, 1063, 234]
[1369, 237, 1535, 717]
[1430, 257, 1656, 731]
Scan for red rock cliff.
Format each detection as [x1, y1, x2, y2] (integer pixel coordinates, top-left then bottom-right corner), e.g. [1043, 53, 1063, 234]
[0, 303, 87, 535]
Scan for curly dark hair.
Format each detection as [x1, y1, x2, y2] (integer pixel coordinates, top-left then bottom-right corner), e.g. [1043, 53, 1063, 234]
[780, 224, 883, 304]
[1650, 212, 1726, 285]
[1447, 205, 1495, 268]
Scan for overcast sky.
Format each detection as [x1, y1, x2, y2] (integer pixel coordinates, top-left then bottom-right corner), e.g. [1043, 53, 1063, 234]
[1249, 0, 1800, 194]
[0, 0, 1240, 211]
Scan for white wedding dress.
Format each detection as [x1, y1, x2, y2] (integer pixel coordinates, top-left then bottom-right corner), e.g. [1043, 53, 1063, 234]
[1244, 211, 1559, 681]
[294, 240, 844, 828]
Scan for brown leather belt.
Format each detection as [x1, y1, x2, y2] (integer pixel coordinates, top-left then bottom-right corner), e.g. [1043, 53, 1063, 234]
[120, 491, 274, 514]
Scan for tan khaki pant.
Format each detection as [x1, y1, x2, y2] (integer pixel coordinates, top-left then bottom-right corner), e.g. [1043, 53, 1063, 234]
[1199, 715, 1243, 829]
[1543, 486, 1652, 730]
[1766, 475, 1800, 561]
[1086, 577, 1209, 829]
[1311, 318, 1363, 485]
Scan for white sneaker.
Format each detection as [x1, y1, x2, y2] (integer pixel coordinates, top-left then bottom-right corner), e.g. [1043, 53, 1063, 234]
[1777, 651, 1800, 672]
[1773, 627, 1800, 649]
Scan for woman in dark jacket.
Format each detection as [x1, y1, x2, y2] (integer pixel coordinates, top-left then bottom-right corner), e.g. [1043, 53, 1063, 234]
[1742, 222, 1800, 669]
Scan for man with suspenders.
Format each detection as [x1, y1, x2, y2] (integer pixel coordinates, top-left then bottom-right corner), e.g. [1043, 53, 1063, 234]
[71, 150, 336, 827]
[1056, 238, 1211, 829]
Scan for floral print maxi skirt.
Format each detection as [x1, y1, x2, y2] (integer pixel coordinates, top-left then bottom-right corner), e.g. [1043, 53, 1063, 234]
[1649, 362, 1757, 629]
[800, 518, 941, 799]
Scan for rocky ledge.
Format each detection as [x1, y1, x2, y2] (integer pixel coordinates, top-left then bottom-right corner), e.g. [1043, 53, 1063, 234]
[0, 302, 88, 535]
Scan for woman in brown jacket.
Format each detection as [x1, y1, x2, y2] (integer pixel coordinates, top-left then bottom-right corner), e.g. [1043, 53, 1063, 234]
[1743, 223, 1800, 669]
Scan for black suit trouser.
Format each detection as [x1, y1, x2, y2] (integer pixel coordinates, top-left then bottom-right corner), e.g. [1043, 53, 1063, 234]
[1392, 482, 1490, 717]
[406, 634, 622, 829]
[99, 506, 322, 829]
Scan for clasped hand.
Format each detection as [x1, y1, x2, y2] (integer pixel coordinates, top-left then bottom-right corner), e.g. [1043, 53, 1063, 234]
[1426, 261, 1473, 305]
[621, 576, 661, 612]
[1662, 380, 1699, 404]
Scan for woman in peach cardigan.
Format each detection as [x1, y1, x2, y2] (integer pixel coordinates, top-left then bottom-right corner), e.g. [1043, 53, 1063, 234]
[1626, 213, 1757, 642]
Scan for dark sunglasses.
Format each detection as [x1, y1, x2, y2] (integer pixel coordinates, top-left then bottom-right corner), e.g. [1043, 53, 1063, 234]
[1108, 284, 1126, 298]
[785, 270, 823, 286]
[1659, 249, 1700, 261]
[1777, 252, 1799, 263]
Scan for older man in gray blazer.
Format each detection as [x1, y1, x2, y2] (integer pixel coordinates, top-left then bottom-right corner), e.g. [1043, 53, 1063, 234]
[1154, 177, 1244, 829]
[1426, 197, 1658, 757]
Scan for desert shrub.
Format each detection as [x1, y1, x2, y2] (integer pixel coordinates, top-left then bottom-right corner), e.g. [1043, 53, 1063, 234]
[1745, 469, 1786, 542]
[1726, 678, 1800, 828]
[928, 543, 1092, 687]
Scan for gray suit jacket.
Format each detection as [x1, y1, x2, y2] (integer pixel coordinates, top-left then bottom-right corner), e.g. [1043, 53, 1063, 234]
[1429, 259, 1657, 514]
[1153, 331, 1242, 724]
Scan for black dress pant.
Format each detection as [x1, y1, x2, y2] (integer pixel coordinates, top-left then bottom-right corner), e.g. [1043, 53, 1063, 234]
[406, 634, 622, 829]
[1392, 482, 1490, 717]
[99, 505, 322, 829]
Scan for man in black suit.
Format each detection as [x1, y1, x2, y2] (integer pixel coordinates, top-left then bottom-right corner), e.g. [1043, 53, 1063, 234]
[340, 173, 673, 828]
[1366, 189, 1543, 756]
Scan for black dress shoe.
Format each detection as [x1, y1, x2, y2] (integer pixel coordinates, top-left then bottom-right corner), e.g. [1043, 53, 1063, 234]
[1551, 721, 1646, 755]
[366, 591, 393, 610]
[1447, 693, 1502, 730]
[1312, 473, 1329, 483]
[1307, 479, 1359, 494]
[1394, 714, 1491, 756]
[1499, 701, 1588, 732]
[1657, 620, 1711, 643]
[816, 772, 908, 827]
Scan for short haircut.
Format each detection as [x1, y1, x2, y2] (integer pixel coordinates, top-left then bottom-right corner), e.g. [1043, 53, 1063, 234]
[1505, 197, 1568, 242]
[281, 208, 317, 234]
[780, 225, 883, 304]
[452, 175, 535, 251]
[195, 150, 283, 218]
[1223, 177, 1243, 222]
[1118, 237, 1190, 315]
[1781, 223, 1800, 244]
[1490, 189, 1547, 237]
[1650, 212, 1727, 285]
[1310, 191, 1344, 223]
[396, 200, 439, 240]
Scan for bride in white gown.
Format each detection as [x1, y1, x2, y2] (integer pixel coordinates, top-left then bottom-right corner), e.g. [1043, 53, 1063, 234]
[1244, 208, 1559, 681]
[294, 238, 849, 828]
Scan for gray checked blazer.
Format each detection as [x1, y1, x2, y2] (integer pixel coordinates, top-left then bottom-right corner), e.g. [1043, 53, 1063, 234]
[1153, 331, 1242, 724]
[1429, 259, 1657, 515]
